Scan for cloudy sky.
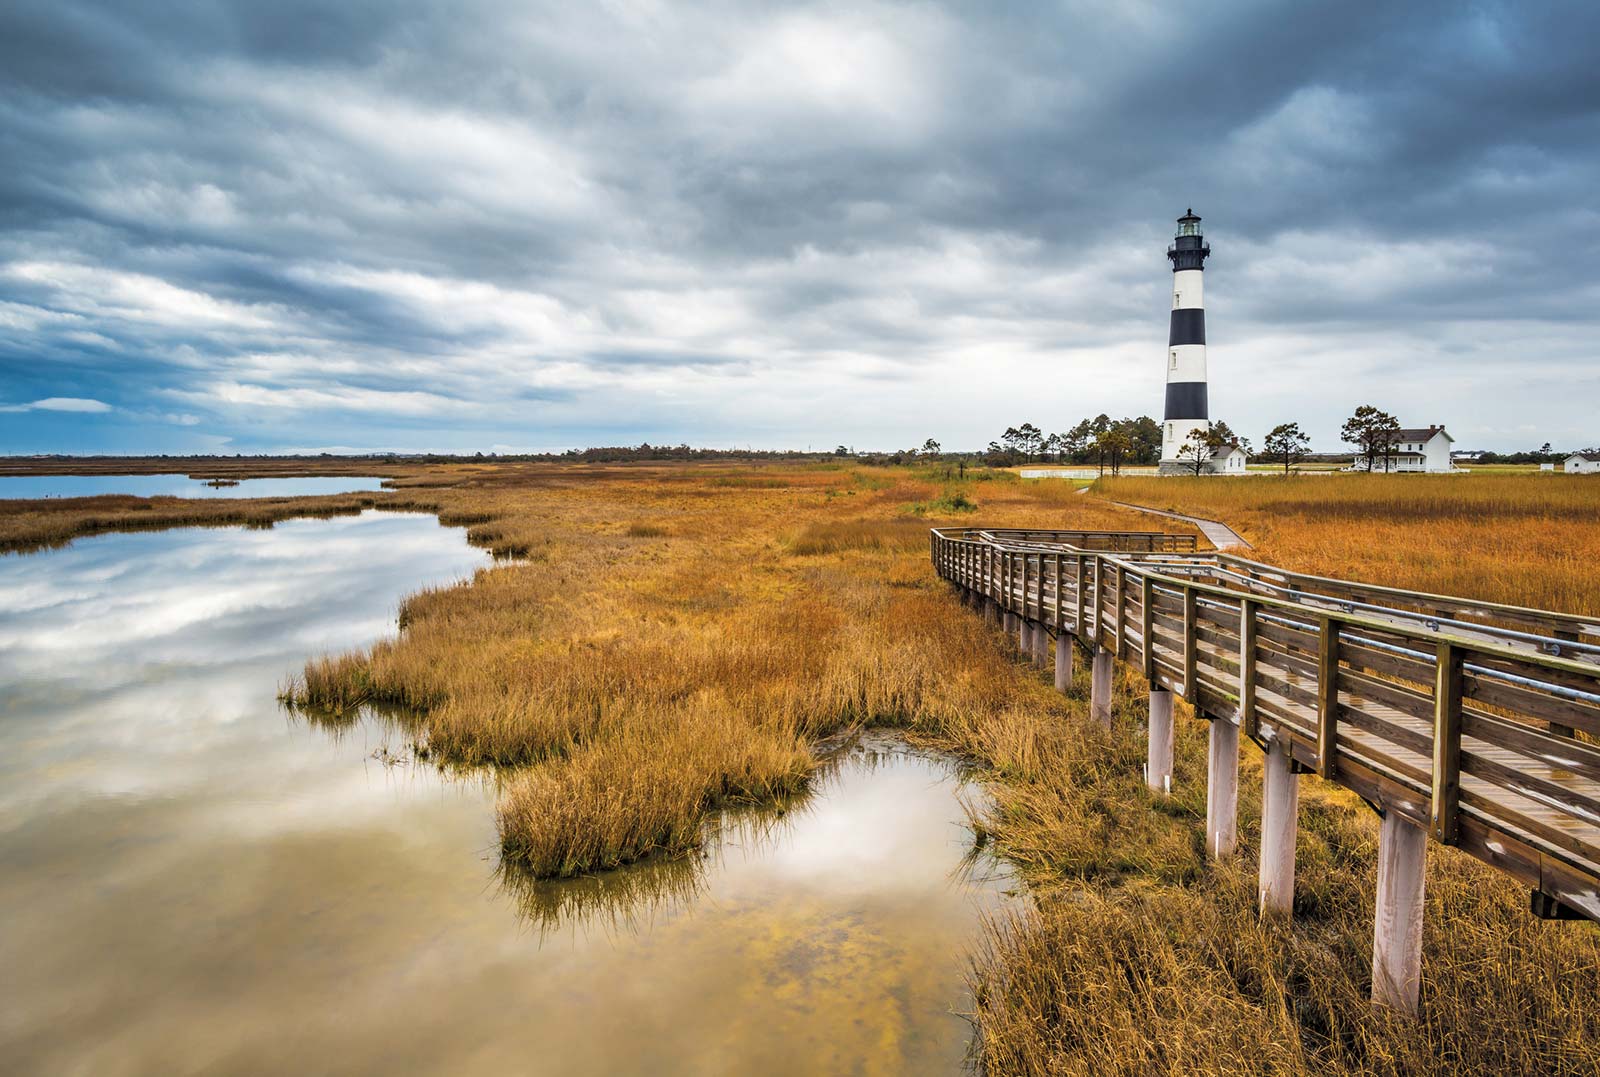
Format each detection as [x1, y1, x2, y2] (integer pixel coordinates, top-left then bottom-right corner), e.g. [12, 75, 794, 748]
[2, 1, 1597, 455]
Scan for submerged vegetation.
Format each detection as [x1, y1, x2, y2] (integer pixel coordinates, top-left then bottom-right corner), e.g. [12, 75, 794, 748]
[10, 460, 1600, 1073]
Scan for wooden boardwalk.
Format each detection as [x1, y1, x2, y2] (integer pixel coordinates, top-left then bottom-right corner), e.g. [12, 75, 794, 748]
[931, 525, 1600, 1012]
[1102, 499, 1253, 549]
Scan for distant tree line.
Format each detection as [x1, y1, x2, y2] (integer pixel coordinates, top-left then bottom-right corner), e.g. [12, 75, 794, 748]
[979, 416, 1164, 472]
[1465, 445, 1596, 465]
[973, 415, 1263, 476]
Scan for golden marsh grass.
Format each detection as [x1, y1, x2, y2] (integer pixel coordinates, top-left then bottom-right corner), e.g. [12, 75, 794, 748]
[9, 460, 1598, 1073]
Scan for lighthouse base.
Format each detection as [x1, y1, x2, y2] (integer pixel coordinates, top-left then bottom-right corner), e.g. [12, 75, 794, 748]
[1158, 459, 1208, 477]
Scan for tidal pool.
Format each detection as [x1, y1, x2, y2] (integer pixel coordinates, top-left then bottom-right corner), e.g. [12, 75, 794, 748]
[0, 473, 387, 499]
[0, 511, 1011, 1075]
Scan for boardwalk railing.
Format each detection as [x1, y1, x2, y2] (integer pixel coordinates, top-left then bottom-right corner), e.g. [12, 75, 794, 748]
[931, 525, 1600, 1014]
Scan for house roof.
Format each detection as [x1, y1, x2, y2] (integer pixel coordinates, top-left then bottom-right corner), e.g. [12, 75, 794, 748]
[1396, 426, 1453, 442]
[1567, 453, 1600, 462]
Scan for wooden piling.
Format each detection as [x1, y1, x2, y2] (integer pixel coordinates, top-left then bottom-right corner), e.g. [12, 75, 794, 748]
[1372, 811, 1428, 1015]
[1206, 715, 1240, 859]
[1147, 686, 1174, 794]
[1055, 633, 1074, 692]
[1090, 646, 1113, 726]
[1259, 736, 1299, 914]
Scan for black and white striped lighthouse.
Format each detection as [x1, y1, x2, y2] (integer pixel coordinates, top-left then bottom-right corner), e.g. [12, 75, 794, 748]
[1159, 209, 1211, 471]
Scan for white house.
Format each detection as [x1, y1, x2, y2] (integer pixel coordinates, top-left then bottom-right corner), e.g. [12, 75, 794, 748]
[1211, 444, 1249, 474]
[1565, 453, 1600, 474]
[1352, 425, 1454, 473]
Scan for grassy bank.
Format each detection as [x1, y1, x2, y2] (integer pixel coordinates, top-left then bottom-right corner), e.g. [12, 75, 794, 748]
[1099, 472, 1600, 616]
[8, 460, 1596, 1073]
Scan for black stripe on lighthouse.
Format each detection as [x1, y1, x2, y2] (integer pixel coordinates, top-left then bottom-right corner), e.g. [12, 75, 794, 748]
[1169, 308, 1205, 346]
[1164, 382, 1208, 420]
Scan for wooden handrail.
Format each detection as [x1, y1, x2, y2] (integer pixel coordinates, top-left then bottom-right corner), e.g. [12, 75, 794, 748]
[930, 526, 1600, 923]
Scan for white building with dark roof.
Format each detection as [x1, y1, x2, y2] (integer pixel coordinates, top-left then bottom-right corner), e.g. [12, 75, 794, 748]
[1352, 424, 1454, 473]
[1565, 453, 1600, 474]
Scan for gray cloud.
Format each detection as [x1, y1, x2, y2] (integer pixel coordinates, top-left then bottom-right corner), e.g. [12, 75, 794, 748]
[1, 0, 1598, 454]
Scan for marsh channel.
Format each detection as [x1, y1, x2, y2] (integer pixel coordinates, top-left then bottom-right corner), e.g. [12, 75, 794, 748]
[0, 508, 1015, 1074]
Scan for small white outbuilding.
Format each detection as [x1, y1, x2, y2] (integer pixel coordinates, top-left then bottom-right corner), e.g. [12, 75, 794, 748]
[1211, 444, 1249, 474]
[1565, 453, 1600, 474]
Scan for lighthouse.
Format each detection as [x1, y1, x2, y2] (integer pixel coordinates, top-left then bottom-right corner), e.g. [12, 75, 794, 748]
[1159, 209, 1211, 472]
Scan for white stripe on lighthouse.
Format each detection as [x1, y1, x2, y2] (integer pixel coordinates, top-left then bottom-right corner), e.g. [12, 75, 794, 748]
[1168, 343, 1207, 383]
[1173, 269, 1203, 310]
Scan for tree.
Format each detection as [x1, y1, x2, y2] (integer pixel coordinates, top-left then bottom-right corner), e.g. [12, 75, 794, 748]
[1096, 428, 1133, 476]
[1063, 420, 1094, 463]
[1000, 425, 1040, 462]
[1015, 422, 1044, 461]
[1175, 427, 1216, 476]
[1262, 422, 1311, 475]
[921, 438, 941, 456]
[1175, 426, 1237, 476]
[1121, 416, 1163, 465]
[1341, 405, 1401, 472]
[834, 445, 851, 457]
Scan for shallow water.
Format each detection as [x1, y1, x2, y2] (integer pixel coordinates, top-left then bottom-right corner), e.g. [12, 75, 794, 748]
[0, 511, 1011, 1074]
[0, 473, 387, 499]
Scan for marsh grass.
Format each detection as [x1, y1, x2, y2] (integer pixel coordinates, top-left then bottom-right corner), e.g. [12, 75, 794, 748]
[283, 462, 1600, 1074]
[1099, 473, 1600, 614]
[11, 459, 1597, 1073]
[0, 492, 397, 554]
[908, 489, 979, 516]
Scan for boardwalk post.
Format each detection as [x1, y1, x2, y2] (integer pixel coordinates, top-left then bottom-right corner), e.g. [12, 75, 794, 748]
[1147, 686, 1174, 794]
[1239, 600, 1258, 738]
[1140, 574, 1154, 679]
[1259, 735, 1298, 914]
[1092, 556, 1104, 645]
[1074, 554, 1086, 636]
[1055, 632, 1074, 691]
[1316, 617, 1340, 779]
[1372, 811, 1427, 1015]
[1182, 586, 1198, 697]
[1114, 563, 1128, 659]
[1052, 552, 1064, 634]
[1091, 646, 1113, 727]
[1206, 715, 1239, 859]
[1019, 555, 1031, 650]
[1430, 641, 1463, 844]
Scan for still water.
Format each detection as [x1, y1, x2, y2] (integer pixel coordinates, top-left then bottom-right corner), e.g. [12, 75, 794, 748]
[0, 511, 1011, 1074]
[0, 474, 387, 499]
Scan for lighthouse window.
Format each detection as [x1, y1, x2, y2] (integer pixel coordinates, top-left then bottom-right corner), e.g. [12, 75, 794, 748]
[1174, 292, 1181, 308]
[1169, 350, 1177, 370]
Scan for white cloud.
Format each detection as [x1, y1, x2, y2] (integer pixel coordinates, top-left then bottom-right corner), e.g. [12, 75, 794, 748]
[0, 397, 113, 413]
